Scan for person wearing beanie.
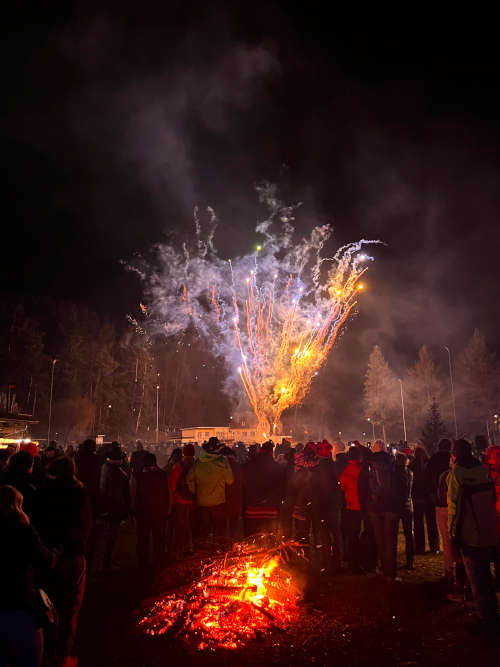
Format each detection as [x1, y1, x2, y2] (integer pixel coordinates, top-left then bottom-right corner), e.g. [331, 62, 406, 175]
[290, 443, 320, 542]
[409, 444, 439, 555]
[131, 452, 169, 573]
[315, 440, 344, 573]
[448, 439, 499, 630]
[168, 444, 196, 561]
[243, 441, 285, 537]
[340, 446, 367, 572]
[38, 456, 91, 666]
[187, 439, 233, 548]
[99, 442, 130, 572]
[365, 439, 400, 582]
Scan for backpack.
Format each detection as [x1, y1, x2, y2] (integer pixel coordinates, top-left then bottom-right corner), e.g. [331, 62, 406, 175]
[456, 478, 497, 547]
[175, 461, 194, 502]
[368, 458, 396, 505]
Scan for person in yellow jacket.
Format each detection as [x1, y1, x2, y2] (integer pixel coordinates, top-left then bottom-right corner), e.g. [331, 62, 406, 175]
[447, 439, 498, 631]
[187, 438, 233, 547]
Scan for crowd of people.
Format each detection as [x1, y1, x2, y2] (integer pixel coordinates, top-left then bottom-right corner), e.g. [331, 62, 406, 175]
[0, 433, 499, 665]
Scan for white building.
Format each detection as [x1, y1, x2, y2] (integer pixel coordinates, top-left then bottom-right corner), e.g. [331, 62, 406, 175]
[181, 426, 291, 445]
[181, 426, 258, 445]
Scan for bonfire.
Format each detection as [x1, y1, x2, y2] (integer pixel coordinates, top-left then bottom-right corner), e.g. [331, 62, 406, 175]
[138, 536, 305, 650]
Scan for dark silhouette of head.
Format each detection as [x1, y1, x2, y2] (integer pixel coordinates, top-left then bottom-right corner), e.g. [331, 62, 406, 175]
[143, 452, 157, 467]
[8, 451, 33, 475]
[438, 438, 451, 452]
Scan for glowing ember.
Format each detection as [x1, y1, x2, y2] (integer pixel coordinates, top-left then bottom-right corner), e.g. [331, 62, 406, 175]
[138, 537, 304, 650]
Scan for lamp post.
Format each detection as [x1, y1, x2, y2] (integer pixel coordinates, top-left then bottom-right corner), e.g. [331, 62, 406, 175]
[156, 384, 160, 444]
[444, 346, 458, 439]
[398, 378, 407, 442]
[47, 358, 57, 445]
[367, 417, 375, 440]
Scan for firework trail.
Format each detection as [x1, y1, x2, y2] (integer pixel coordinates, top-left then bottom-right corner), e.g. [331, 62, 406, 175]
[129, 183, 381, 438]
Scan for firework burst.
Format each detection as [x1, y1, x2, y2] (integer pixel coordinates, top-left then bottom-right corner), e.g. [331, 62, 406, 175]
[129, 183, 380, 437]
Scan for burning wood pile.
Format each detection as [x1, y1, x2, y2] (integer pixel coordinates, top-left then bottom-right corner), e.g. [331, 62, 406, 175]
[138, 536, 305, 650]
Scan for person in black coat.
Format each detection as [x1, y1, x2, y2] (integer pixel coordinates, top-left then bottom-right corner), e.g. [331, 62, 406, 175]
[395, 453, 415, 569]
[409, 445, 439, 554]
[314, 441, 345, 573]
[365, 440, 400, 581]
[131, 452, 168, 572]
[426, 439, 451, 506]
[0, 484, 56, 667]
[38, 456, 91, 666]
[100, 443, 130, 572]
[243, 441, 285, 536]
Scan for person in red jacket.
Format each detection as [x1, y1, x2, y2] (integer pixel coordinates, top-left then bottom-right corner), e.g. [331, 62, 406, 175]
[168, 443, 195, 561]
[339, 446, 366, 572]
[484, 444, 500, 584]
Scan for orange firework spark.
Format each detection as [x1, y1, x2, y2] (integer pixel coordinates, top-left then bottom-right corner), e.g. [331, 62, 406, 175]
[222, 258, 370, 438]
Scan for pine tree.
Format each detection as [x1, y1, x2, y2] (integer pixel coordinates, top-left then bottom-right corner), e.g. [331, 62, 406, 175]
[364, 345, 398, 440]
[421, 399, 446, 453]
[457, 329, 497, 435]
[406, 345, 443, 439]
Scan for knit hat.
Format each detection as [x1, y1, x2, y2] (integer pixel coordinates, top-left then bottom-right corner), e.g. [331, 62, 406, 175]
[485, 444, 500, 469]
[316, 440, 332, 458]
[452, 438, 473, 465]
[108, 443, 123, 461]
[183, 443, 195, 457]
[19, 441, 38, 458]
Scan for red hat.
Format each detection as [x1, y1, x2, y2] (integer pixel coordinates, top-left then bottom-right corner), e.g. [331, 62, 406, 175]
[20, 441, 38, 458]
[485, 445, 500, 469]
[316, 440, 332, 458]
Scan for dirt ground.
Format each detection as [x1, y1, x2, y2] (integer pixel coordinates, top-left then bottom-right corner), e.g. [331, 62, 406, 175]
[77, 525, 500, 667]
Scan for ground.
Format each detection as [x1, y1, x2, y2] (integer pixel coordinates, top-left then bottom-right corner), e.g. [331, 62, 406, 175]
[77, 526, 500, 666]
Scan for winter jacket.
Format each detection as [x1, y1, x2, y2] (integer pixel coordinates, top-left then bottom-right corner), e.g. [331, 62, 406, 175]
[339, 460, 363, 511]
[187, 450, 234, 507]
[365, 452, 399, 513]
[426, 450, 451, 504]
[100, 462, 130, 520]
[316, 457, 344, 510]
[0, 516, 54, 612]
[448, 460, 498, 547]
[243, 452, 286, 519]
[169, 459, 195, 506]
[437, 468, 450, 508]
[394, 467, 413, 514]
[408, 458, 429, 502]
[38, 479, 92, 556]
[225, 458, 243, 519]
[130, 449, 147, 476]
[75, 450, 101, 513]
[132, 465, 169, 521]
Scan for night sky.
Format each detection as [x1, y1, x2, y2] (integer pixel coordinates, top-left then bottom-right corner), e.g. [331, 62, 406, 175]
[3, 3, 500, 430]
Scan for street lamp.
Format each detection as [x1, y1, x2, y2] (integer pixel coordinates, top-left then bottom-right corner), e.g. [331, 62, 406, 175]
[367, 417, 375, 440]
[156, 384, 160, 444]
[444, 346, 458, 439]
[398, 378, 407, 442]
[47, 358, 57, 445]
